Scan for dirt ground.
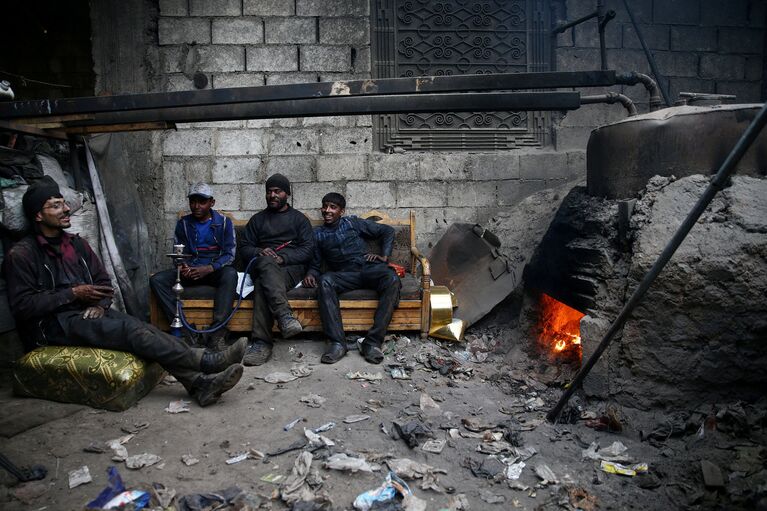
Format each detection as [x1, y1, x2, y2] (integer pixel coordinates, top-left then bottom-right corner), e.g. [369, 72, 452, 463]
[0, 324, 765, 510]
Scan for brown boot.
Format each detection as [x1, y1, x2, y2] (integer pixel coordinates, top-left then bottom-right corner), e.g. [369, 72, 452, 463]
[207, 327, 230, 352]
[200, 337, 247, 374]
[191, 364, 243, 407]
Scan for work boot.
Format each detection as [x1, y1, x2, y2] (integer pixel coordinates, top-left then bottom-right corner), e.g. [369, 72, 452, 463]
[200, 337, 247, 374]
[321, 341, 347, 364]
[207, 327, 230, 352]
[191, 364, 244, 407]
[180, 328, 205, 349]
[243, 340, 273, 366]
[360, 339, 384, 365]
[277, 312, 302, 339]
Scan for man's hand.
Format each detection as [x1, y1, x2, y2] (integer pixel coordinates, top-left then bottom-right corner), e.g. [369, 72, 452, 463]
[183, 265, 214, 280]
[259, 248, 284, 265]
[82, 305, 106, 320]
[303, 274, 317, 288]
[365, 253, 388, 263]
[72, 284, 113, 304]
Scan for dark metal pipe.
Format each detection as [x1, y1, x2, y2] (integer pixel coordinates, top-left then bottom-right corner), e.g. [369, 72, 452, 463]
[547, 101, 767, 423]
[616, 71, 663, 111]
[621, 0, 672, 106]
[552, 10, 599, 35]
[597, 1, 617, 71]
[581, 92, 638, 116]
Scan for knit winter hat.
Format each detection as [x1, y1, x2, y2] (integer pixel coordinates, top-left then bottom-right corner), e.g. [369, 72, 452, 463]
[265, 173, 291, 195]
[23, 175, 63, 220]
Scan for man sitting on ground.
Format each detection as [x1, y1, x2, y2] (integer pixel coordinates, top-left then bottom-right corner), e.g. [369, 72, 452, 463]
[240, 173, 313, 366]
[150, 182, 238, 350]
[303, 192, 401, 364]
[3, 177, 245, 407]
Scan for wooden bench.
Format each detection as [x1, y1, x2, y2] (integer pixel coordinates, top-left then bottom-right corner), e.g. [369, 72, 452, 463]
[149, 210, 432, 338]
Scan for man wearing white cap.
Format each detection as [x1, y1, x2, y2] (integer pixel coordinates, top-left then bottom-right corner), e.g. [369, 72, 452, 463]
[150, 182, 238, 350]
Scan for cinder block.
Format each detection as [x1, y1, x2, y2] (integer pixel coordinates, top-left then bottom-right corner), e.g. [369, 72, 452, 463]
[164, 74, 202, 92]
[246, 117, 302, 128]
[319, 72, 371, 82]
[447, 181, 497, 207]
[606, 0, 653, 24]
[163, 160, 186, 210]
[317, 154, 367, 181]
[355, 115, 373, 127]
[263, 155, 315, 184]
[190, 0, 241, 16]
[159, 0, 188, 16]
[670, 26, 718, 52]
[247, 45, 298, 71]
[468, 153, 520, 181]
[213, 72, 265, 88]
[265, 17, 317, 44]
[303, 115, 357, 127]
[319, 18, 370, 45]
[566, 151, 587, 179]
[320, 127, 372, 154]
[719, 28, 763, 54]
[555, 48, 602, 72]
[396, 182, 446, 208]
[159, 18, 210, 45]
[346, 181, 396, 208]
[241, 184, 265, 210]
[369, 153, 423, 181]
[265, 72, 319, 85]
[213, 18, 264, 44]
[604, 49, 651, 75]
[297, 0, 368, 16]
[353, 46, 371, 73]
[573, 20, 622, 48]
[421, 153, 469, 181]
[497, 179, 550, 206]
[270, 128, 320, 155]
[715, 81, 762, 102]
[185, 158, 213, 184]
[519, 151, 569, 180]
[653, 0, 699, 25]
[655, 52, 698, 78]
[209, 184, 241, 210]
[215, 129, 268, 156]
[212, 157, 263, 183]
[701, 0, 749, 26]
[163, 130, 213, 156]
[745, 56, 763, 81]
[555, 125, 593, 151]
[197, 46, 246, 72]
[244, 0, 295, 16]
[179, 120, 244, 129]
[622, 24, 669, 50]
[160, 47, 183, 73]
[300, 45, 351, 72]
[700, 54, 745, 80]
[291, 181, 345, 210]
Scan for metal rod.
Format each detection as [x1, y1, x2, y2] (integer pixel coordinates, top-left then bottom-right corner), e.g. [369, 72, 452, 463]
[581, 93, 637, 115]
[0, 71, 615, 119]
[547, 102, 767, 423]
[551, 10, 599, 35]
[621, 0, 672, 106]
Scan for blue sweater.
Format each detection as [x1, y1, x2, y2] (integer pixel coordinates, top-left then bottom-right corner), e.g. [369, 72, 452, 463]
[175, 209, 236, 270]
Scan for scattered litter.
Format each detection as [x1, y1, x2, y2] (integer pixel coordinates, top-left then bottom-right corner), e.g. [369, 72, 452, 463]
[386, 458, 447, 492]
[525, 397, 545, 411]
[581, 441, 631, 462]
[12, 481, 48, 504]
[585, 408, 623, 433]
[260, 371, 298, 384]
[165, 400, 190, 414]
[419, 393, 441, 416]
[534, 464, 558, 485]
[290, 363, 313, 378]
[504, 461, 525, 480]
[149, 483, 176, 508]
[392, 420, 434, 448]
[600, 460, 648, 477]
[68, 465, 92, 489]
[447, 493, 470, 510]
[353, 472, 417, 511]
[267, 438, 308, 457]
[461, 417, 496, 432]
[284, 417, 304, 431]
[107, 434, 134, 461]
[120, 422, 149, 434]
[389, 366, 411, 380]
[261, 473, 285, 484]
[300, 394, 326, 408]
[225, 453, 249, 465]
[568, 487, 598, 511]
[280, 451, 315, 505]
[86, 466, 127, 509]
[324, 453, 380, 473]
[463, 456, 505, 479]
[477, 440, 514, 454]
[102, 490, 150, 509]
[181, 455, 199, 466]
[421, 439, 446, 454]
[305, 429, 335, 448]
[511, 446, 538, 461]
[345, 414, 371, 424]
[700, 460, 725, 488]
[125, 453, 162, 470]
[313, 422, 336, 433]
[346, 371, 383, 382]
[479, 488, 505, 504]
[176, 485, 247, 509]
[84, 442, 106, 454]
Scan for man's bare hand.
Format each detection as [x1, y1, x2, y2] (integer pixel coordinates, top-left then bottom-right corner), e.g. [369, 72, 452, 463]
[303, 274, 317, 288]
[82, 305, 105, 320]
[72, 284, 113, 304]
[259, 248, 284, 264]
[184, 265, 214, 280]
[365, 253, 388, 263]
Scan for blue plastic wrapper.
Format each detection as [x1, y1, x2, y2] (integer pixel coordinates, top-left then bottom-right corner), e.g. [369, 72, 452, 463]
[353, 471, 412, 511]
[85, 466, 149, 510]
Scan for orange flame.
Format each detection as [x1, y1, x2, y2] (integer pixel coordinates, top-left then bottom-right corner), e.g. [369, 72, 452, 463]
[538, 293, 584, 360]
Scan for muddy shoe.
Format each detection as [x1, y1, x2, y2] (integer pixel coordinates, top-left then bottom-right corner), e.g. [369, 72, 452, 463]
[360, 341, 384, 364]
[277, 312, 302, 339]
[321, 342, 347, 364]
[207, 327, 230, 352]
[243, 340, 273, 366]
[192, 364, 244, 407]
[200, 337, 247, 373]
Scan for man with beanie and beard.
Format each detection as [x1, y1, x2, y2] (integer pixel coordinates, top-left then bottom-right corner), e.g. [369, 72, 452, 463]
[2, 176, 246, 407]
[239, 173, 313, 366]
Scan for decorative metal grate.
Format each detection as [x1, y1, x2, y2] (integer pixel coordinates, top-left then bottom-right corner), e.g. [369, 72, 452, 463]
[372, 0, 552, 151]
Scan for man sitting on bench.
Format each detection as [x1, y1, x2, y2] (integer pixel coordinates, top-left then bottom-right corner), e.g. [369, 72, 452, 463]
[302, 193, 401, 364]
[3, 177, 246, 407]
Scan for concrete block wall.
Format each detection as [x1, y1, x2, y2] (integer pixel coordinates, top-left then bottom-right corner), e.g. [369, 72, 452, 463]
[147, 0, 764, 268]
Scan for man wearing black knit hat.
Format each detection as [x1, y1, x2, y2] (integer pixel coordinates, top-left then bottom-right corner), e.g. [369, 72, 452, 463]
[3, 177, 246, 407]
[240, 173, 313, 365]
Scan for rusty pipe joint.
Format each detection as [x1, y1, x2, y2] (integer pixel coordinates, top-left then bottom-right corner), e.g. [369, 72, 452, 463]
[581, 92, 638, 116]
[616, 71, 663, 111]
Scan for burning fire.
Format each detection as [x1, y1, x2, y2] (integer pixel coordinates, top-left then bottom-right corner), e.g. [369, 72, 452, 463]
[538, 293, 584, 360]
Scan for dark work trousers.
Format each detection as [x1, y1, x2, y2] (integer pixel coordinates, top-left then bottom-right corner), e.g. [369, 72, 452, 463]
[45, 309, 205, 391]
[249, 256, 304, 344]
[150, 266, 238, 328]
[318, 263, 401, 347]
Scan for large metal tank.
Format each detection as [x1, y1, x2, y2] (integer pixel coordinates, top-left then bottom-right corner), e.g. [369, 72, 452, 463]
[587, 104, 767, 199]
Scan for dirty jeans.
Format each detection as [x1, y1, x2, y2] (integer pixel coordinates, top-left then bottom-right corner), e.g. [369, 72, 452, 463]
[318, 263, 401, 347]
[44, 309, 205, 390]
[150, 266, 238, 328]
[249, 256, 304, 344]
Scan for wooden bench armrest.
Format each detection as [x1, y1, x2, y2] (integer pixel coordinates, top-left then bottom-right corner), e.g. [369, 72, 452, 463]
[411, 246, 431, 291]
